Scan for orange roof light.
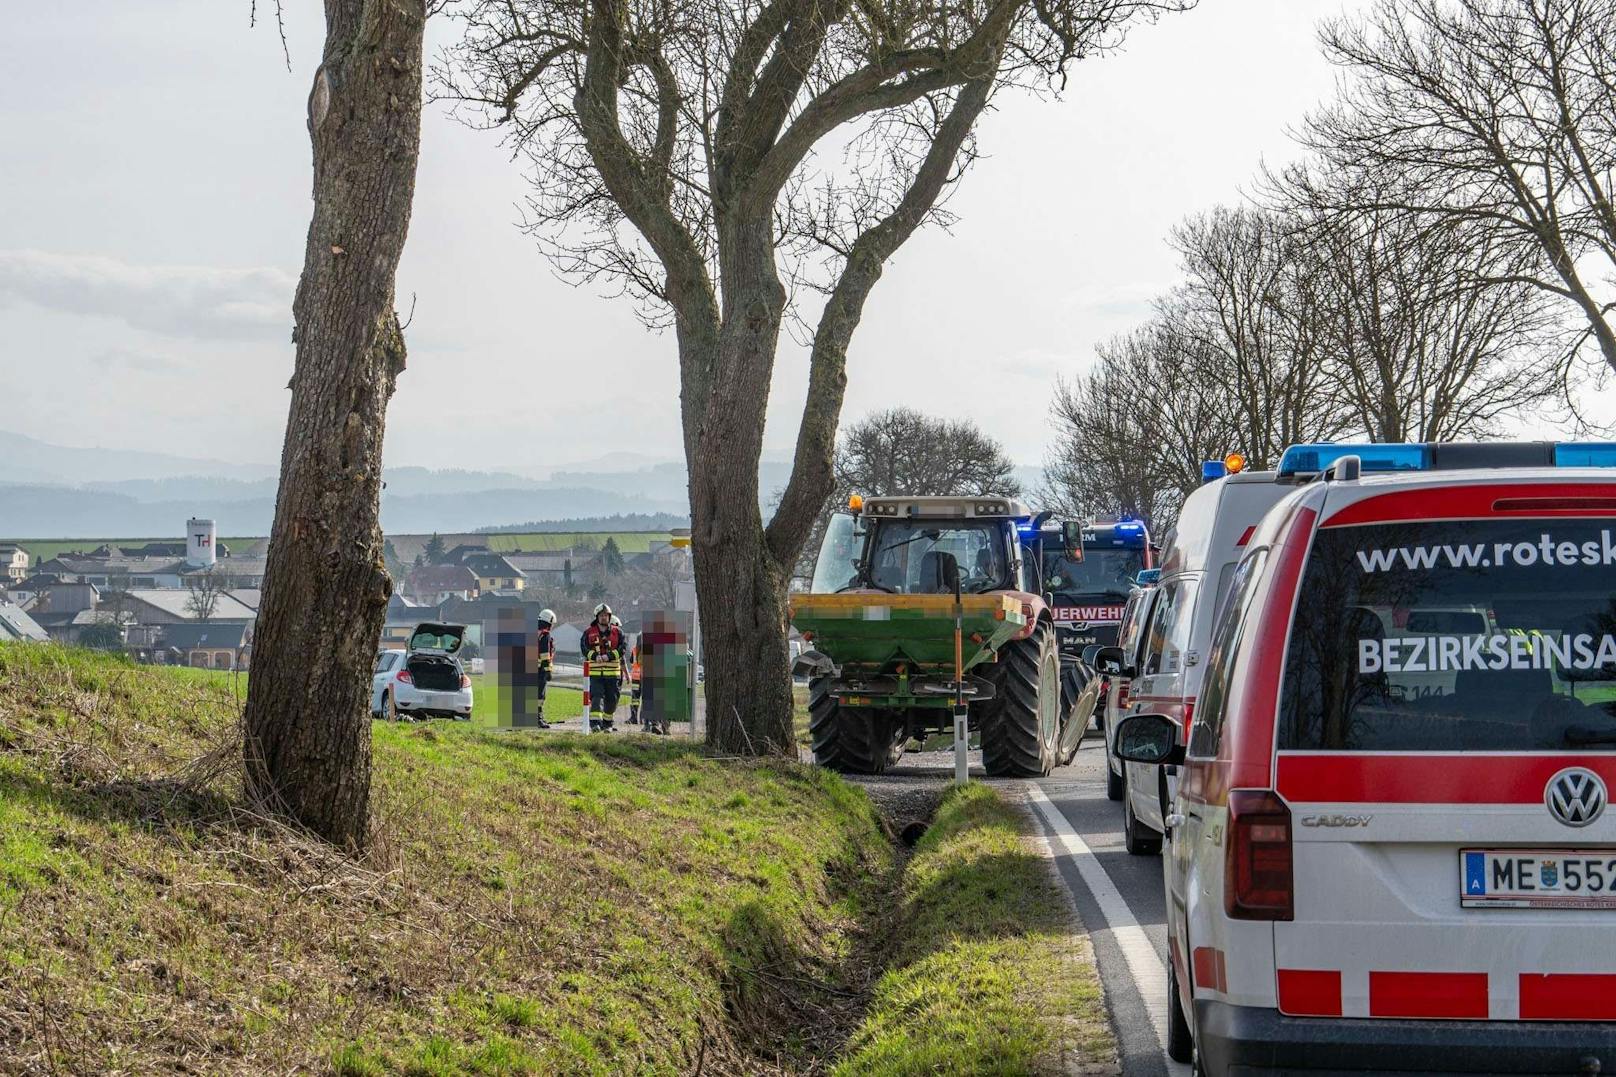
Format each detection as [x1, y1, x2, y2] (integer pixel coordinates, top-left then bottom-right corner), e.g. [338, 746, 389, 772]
[849, 493, 864, 512]
[1224, 452, 1247, 475]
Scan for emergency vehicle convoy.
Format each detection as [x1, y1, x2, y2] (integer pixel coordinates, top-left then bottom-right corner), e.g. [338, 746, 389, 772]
[1113, 441, 1616, 1075]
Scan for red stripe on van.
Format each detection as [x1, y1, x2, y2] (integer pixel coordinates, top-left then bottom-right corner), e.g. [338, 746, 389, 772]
[1277, 969, 1342, 1017]
[1519, 974, 1616, 1020]
[1369, 971, 1489, 1019]
[1322, 483, 1616, 528]
[1277, 753, 1616, 804]
[1182, 505, 1320, 806]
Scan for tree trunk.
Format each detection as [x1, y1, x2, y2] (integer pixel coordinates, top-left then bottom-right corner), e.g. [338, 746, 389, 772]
[687, 222, 796, 756]
[243, 0, 425, 851]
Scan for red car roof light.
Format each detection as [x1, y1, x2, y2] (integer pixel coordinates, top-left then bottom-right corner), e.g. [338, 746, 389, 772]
[1225, 789, 1293, 921]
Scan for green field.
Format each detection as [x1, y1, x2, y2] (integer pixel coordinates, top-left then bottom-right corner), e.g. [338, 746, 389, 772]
[479, 532, 672, 553]
[3, 531, 673, 564]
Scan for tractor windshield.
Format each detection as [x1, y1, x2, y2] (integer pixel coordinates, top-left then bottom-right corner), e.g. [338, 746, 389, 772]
[810, 512, 866, 593]
[866, 520, 1011, 594]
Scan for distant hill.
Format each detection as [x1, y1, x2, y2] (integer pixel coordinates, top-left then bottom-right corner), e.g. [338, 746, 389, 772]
[0, 429, 273, 484]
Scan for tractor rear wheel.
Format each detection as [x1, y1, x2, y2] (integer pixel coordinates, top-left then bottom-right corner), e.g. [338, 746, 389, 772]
[980, 622, 1059, 778]
[808, 677, 904, 774]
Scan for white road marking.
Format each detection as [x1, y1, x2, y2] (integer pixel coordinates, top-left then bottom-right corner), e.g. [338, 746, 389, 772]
[1026, 781, 1190, 1077]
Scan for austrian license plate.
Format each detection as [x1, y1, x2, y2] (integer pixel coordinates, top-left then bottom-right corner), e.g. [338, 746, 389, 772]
[1461, 849, 1616, 909]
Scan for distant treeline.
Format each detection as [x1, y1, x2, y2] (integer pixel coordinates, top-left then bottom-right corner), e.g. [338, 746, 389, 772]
[476, 513, 690, 534]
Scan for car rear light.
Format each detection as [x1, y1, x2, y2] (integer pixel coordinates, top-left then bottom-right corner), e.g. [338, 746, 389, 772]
[460, 674, 471, 689]
[1116, 681, 1130, 708]
[1225, 789, 1293, 921]
[1180, 700, 1195, 745]
[396, 669, 413, 685]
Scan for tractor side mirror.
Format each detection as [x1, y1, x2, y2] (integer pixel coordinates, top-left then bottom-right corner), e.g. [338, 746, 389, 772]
[1114, 713, 1186, 766]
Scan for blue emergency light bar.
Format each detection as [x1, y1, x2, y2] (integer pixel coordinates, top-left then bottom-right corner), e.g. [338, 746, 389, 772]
[1276, 441, 1616, 478]
[1202, 460, 1227, 482]
[1278, 443, 1427, 477]
[1135, 568, 1161, 586]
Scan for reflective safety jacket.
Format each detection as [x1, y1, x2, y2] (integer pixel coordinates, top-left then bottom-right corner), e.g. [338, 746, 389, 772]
[581, 623, 626, 676]
[535, 628, 556, 672]
[628, 645, 642, 683]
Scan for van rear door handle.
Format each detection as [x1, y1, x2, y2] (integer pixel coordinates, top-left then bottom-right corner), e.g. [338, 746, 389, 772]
[1164, 813, 1186, 830]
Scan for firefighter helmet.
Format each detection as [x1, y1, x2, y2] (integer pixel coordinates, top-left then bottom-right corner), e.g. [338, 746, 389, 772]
[538, 608, 556, 627]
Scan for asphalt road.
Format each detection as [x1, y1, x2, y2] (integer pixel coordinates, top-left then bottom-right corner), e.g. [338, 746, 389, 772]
[881, 735, 1187, 1076]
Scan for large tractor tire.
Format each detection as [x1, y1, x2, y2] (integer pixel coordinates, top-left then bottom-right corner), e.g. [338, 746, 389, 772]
[808, 676, 904, 774]
[980, 621, 1061, 778]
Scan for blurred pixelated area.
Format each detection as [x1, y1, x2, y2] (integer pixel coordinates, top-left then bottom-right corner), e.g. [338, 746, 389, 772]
[483, 605, 542, 728]
[639, 609, 693, 732]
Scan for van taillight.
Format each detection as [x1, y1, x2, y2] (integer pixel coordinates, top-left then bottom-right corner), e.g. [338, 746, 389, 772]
[1180, 700, 1195, 745]
[1116, 681, 1130, 708]
[1225, 790, 1293, 921]
[397, 669, 414, 685]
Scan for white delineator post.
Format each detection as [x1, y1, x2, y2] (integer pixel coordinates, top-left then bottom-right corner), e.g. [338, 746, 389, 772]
[950, 557, 968, 787]
[953, 705, 969, 786]
[580, 660, 591, 735]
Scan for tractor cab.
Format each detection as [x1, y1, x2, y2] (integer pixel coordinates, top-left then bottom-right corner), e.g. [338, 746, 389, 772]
[810, 495, 1038, 595]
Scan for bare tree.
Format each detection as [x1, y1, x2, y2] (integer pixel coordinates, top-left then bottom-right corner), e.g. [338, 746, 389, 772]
[244, 0, 426, 850]
[185, 566, 228, 623]
[1169, 205, 1354, 467]
[1277, 164, 1563, 440]
[439, 0, 1190, 754]
[1040, 317, 1241, 533]
[834, 406, 1022, 501]
[1306, 0, 1616, 380]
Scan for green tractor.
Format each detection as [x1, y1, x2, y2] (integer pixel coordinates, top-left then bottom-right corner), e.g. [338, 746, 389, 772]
[790, 495, 1084, 777]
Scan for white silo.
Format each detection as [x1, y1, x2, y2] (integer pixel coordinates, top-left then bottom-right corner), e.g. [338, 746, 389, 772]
[186, 518, 217, 567]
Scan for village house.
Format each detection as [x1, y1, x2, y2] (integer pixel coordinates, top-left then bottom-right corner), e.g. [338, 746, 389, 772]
[156, 622, 251, 670]
[460, 553, 525, 595]
[0, 544, 30, 582]
[405, 563, 479, 605]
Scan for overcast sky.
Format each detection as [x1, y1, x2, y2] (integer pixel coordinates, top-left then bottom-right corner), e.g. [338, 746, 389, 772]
[1, 0, 1377, 474]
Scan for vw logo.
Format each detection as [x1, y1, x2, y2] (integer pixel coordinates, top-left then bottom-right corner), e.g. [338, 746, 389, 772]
[1545, 768, 1608, 828]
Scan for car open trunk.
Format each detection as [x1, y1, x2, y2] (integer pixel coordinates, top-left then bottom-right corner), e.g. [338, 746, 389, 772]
[407, 623, 465, 691]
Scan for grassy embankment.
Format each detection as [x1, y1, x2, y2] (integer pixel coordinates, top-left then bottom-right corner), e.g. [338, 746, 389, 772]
[0, 643, 1111, 1075]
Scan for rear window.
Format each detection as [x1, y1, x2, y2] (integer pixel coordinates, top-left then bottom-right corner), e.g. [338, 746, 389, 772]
[1279, 519, 1616, 751]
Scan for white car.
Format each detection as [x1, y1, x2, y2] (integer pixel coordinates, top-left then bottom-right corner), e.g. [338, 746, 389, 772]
[1117, 441, 1616, 1075]
[372, 622, 473, 721]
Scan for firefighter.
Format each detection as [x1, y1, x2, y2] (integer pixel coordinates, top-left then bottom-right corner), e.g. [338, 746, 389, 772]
[534, 608, 558, 729]
[581, 603, 627, 731]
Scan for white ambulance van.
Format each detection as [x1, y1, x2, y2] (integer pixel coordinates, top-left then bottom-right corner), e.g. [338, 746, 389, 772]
[1116, 441, 1616, 1075]
[1099, 458, 1301, 855]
